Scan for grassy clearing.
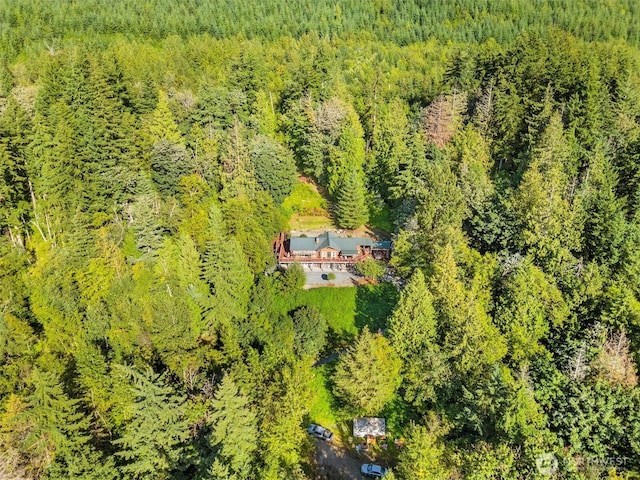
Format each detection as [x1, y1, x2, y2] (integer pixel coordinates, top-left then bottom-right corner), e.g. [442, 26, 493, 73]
[282, 181, 329, 216]
[282, 181, 338, 231]
[269, 283, 398, 350]
[295, 287, 358, 337]
[289, 214, 336, 231]
[368, 202, 394, 233]
[293, 283, 399, 344]
[308, 365, 338, 426]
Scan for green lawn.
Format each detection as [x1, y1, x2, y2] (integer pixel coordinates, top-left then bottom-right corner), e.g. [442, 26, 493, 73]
[367, 202, 394, 233]
[293, 283, 398, 347]
[308, 365, 338, 426]
[268, 282, 398, 349]
[282, 181, 329, 216]
[289, 214, 336, 231]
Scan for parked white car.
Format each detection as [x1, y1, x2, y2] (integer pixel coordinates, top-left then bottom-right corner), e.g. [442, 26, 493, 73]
[361, 464, 388, 478]
[307, 423, 334, 442]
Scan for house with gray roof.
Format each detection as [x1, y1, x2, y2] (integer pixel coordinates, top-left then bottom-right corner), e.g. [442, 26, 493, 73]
[274, 231, 391, 268]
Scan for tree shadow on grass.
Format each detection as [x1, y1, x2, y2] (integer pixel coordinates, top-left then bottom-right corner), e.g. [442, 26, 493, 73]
[354, 283, 399, 332]
[323, 325, 355, 354]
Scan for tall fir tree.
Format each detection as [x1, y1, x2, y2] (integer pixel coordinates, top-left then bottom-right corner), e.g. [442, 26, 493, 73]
[389, 269, 449, 410]
[335, 170, 368, 229]
[333, 327, 401, 415]
[113, 366, 192, 480]
[207, 375, 258, 478]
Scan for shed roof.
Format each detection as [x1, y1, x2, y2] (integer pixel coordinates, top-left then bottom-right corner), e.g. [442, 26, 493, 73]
[353, 417, 386, 437]
[372, 240, 392, 250]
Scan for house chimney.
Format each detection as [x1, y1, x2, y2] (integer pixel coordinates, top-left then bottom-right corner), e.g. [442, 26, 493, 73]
[315, 237, 319, 244]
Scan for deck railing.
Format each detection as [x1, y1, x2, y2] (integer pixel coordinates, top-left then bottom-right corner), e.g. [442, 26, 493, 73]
[278, 254, 367, 264]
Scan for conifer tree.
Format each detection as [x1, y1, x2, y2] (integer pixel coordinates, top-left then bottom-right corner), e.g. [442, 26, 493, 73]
[249, 135, 297, 204]
[494, 259, 568, 364]
[335, 170, 368, 229]
[291, 306, 328, 358]
[333, 327, 401, 415]
[219, 120, 258, 200]
[581, 147, 628, 266]
[113, 366, 191, 480]
[395, 417, 452, 480]
[512, 112, 580, 273]
[0, 60, 12, 97]
[327, 109, 366, 195]
[144, 91, 182, 145]
[371, 98, 410, 200]
[207, 375, 258, 477]
[389, 270, 449, 409]
[150, 140, 192, 197]
[0, 369, 91, 478]
[201, 205, 253, 325]
[129, 175, 164, 256]
[430, 244, 506, 379]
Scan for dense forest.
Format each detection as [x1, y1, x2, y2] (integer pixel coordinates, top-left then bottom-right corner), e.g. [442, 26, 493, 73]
[1, 1, 640, 479]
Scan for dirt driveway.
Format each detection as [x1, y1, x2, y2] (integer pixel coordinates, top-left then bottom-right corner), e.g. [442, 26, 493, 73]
[314, 438, 363, 480]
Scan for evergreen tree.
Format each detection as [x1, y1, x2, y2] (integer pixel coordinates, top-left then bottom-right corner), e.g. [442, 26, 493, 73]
[370, 98, 410, 200]
[335, 170, 368, 229]
[143, 91, 182, 145]
[291, 306, 328, 359]
[0, 369, 92, 478]
[512, 112, 581, 273]
[430, 244, 506, 379]
[395, 417, 452, 480]
[333, 327, 401, 415]
[207, 375, 258, 477]
[129, 175, 164, 256]
[249, 135, 297, 204]
[113, 366, 192, 480]
[150, 140, 192, 197]
[201, 204, 253, 326]
[581, 147, 628, 266]
[327, 109, 366, 195]
[389, 270, 449, 409]
[219, 120, 258, 200]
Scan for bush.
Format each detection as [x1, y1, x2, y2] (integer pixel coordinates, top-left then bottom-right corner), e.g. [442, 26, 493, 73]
[292, 306, 328, 358]
[355, 258, 386, 280]
[283, 262, 306, 291]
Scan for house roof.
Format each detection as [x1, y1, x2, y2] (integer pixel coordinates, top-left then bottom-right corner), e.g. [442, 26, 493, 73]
[289, 232, 372, 255]
[372, 240, 392, 250]
[353, 417, 386, 437]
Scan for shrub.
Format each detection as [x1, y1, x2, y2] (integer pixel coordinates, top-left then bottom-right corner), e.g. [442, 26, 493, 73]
[355, 258, 385, 280]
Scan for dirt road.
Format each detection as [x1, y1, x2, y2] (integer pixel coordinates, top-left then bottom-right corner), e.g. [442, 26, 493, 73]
[314, 438, 363, 480]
